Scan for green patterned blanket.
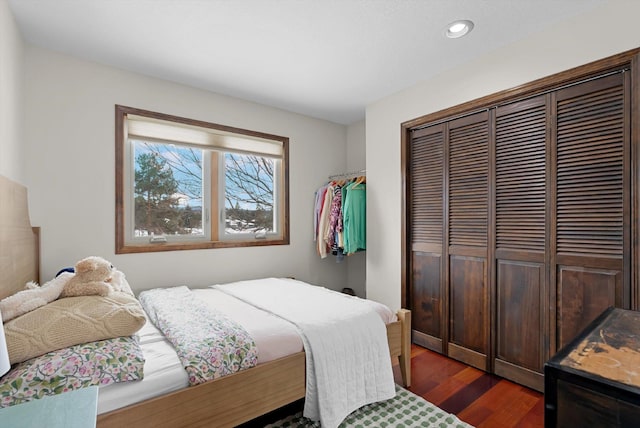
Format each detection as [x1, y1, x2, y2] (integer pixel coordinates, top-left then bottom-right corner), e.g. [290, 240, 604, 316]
[265, 384, 473, 427]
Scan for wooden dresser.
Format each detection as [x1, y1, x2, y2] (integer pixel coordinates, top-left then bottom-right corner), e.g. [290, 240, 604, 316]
[544, 307, 640, 427]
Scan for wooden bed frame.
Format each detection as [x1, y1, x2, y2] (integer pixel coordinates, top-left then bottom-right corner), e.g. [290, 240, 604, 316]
[0, 174, 412, 428]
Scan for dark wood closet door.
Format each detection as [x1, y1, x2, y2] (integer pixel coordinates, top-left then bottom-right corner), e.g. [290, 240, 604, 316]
[551, 72, 631, 353]
[493, 95, 548, 391]
[408, 124, 445, 352]
[447, 111, 490, 370]
[403, 51, 638, 394]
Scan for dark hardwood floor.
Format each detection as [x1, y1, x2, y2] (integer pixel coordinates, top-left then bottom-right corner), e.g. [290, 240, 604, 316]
[393, 344, 544, 428]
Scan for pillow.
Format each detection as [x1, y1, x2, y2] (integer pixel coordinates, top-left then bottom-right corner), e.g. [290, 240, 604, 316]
[4, 294, 146, 364]
[0, 273, 72, 322]
[0, 336, 144, 408]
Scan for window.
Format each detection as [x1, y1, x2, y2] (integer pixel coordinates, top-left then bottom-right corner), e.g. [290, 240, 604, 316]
[116, 105, 289, 253]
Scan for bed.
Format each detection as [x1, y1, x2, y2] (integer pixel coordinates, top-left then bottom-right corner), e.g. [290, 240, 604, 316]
[0, 174, 411, 428]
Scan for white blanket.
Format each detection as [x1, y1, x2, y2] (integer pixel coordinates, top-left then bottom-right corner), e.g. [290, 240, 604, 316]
[213, 278, 395, 428]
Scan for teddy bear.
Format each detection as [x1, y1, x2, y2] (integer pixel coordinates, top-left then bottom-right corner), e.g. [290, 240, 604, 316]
[59, 256, 131, 298]
[0, 256, 134, 322]
[0, 272, 73, 322]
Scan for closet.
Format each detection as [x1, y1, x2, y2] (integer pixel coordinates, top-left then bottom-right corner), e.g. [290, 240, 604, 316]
[402, 49, 638, 392]
[315, 171, 367, 260]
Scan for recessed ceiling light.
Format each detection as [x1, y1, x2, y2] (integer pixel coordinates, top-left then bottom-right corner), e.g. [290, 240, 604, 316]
[445, 20, 474, 39]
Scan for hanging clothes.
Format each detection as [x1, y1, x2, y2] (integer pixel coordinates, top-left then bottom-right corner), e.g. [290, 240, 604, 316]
[313, 175, 366, 259]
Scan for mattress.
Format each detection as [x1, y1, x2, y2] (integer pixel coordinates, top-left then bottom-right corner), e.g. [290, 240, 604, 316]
[97, 283, 396, 414]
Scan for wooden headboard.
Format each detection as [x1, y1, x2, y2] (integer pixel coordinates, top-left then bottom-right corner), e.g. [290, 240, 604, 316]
[0, 175, 40, 299]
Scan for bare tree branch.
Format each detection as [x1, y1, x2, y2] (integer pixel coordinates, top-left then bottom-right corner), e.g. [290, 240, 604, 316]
[135, 141, 276, 232]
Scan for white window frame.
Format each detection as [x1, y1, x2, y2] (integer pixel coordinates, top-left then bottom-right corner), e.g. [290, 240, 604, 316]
[218, 153, 282, 241]
[124, 139, 212, 245]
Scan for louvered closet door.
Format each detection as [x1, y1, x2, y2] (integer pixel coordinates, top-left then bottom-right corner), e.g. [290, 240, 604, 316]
[494, 95, 548, 391]
[408, 124, 445, 352]
[553, 72, 630, 352]
[447, 111, 490, 370]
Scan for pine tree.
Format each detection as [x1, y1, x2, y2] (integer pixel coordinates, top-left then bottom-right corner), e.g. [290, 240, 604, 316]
[134, 153, 181, 235]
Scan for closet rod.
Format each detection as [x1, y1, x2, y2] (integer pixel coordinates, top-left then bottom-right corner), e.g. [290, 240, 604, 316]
[328, 169, 366, 180]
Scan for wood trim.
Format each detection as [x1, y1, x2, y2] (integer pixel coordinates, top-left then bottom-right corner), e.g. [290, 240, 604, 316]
[116, 238, 290, 254]
[549, 89, 559, 357]
[487, 107, 496, 373]
[495, 249, 545, 263]
[114, 104, 290, 254]
[401, 48, 640, 130]
[442, 122, 451, 357]
[115, 106, 125, 255]
[412, 330, 443, 353]
[401, 123, 409, 310]
[411, 243, 443, 253]
[623, 68, 632, 309]
[555, 254, 624, 270]
[544, 92, 554, 363]
[448, 245, 487, 257]
[281, 133, 290, 252]
[447, 342, 488, 371]
[633, 53, 640, 311]
[494, 358, 544, 392]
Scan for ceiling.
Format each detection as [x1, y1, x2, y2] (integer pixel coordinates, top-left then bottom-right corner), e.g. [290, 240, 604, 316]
[8, 0, 606, 125]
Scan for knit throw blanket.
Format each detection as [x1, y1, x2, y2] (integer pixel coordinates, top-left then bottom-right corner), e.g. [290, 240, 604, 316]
[139, 286, 258, 385]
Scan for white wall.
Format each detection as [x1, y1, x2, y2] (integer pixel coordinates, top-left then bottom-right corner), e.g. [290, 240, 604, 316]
[0, 0, 24, 183]
[23, 46, 349, 293]
[345, 120, 366, 297]
[366, 0, 640, 310]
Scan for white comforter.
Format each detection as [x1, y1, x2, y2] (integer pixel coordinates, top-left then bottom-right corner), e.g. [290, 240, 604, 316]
[213, 278, 396, 428]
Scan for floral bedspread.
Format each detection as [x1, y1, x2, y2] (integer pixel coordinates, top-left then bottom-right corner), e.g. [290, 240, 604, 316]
[139, 286, 258, 385]
[0, 336, 144, 408]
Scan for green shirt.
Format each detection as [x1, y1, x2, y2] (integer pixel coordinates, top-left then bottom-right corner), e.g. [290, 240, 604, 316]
[343, 182, 366, 254]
